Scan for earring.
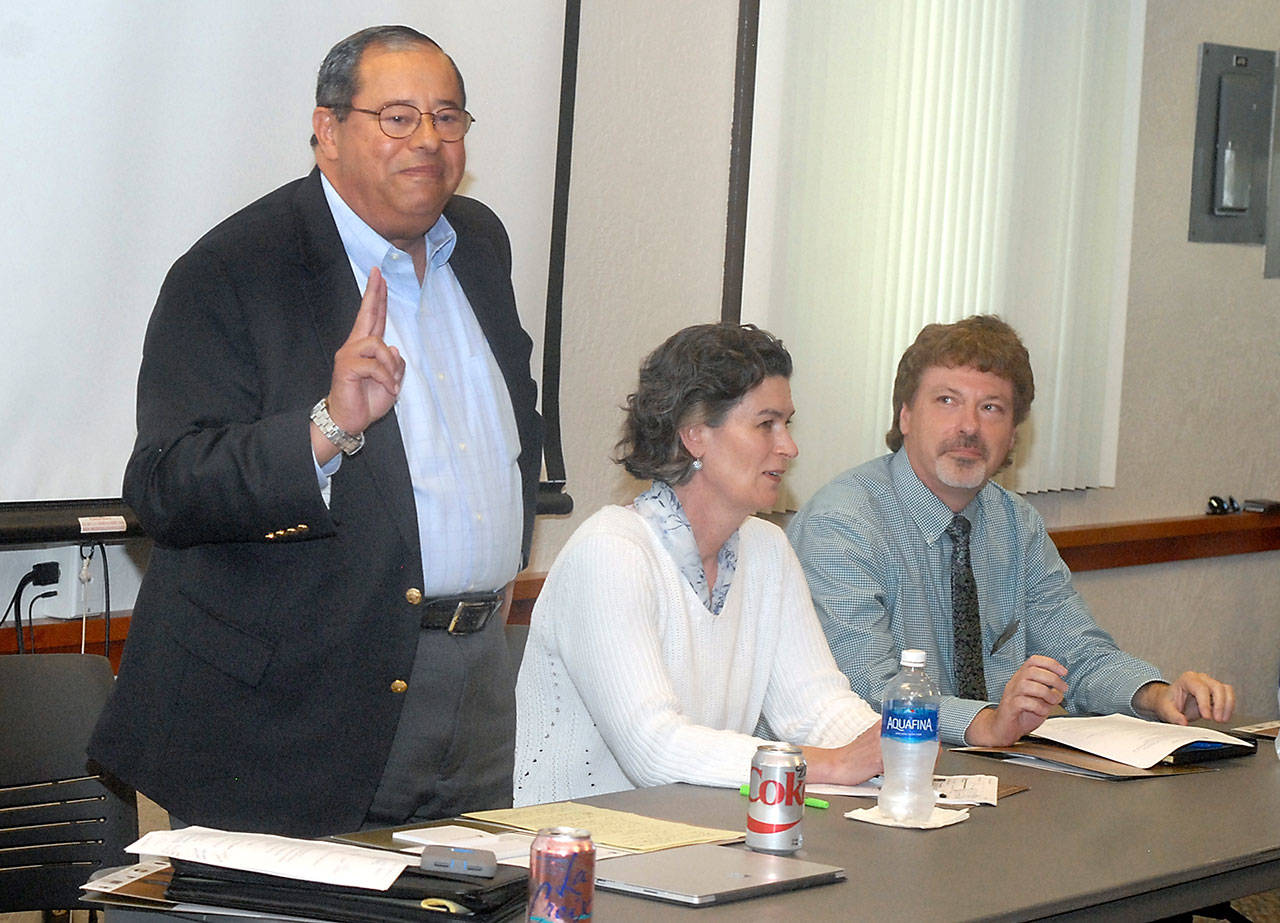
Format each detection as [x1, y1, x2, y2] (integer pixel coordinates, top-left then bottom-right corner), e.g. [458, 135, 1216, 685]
[691, 458, 703, 471]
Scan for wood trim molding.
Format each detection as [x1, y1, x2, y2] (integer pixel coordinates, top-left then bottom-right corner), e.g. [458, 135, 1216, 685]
[0, 614, 130, 671]
[2, 573, 553, 672]
[9, 515, 1276, 671]
[1049, 512, 1280, 572]
[4, 572, 552, 672]
[509, 572, 546, 626]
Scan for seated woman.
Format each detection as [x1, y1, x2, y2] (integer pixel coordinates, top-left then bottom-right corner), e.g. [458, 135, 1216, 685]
[514, 323, 881, 806]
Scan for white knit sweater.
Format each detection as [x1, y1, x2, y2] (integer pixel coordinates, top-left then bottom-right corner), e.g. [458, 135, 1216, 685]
[513, 505, 878, 806]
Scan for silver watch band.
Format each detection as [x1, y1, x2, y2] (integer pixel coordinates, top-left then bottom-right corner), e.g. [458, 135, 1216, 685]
[309, 398, 365, 456]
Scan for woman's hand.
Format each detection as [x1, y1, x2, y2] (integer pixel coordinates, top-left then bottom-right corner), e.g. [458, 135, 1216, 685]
[801, 724, 883, 785]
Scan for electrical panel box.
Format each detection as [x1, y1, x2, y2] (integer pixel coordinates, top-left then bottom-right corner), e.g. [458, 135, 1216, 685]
[1188, 43, 1276, 245]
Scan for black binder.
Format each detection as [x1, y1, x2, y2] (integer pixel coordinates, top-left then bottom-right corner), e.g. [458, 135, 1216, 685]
[166, 858, 527, 922]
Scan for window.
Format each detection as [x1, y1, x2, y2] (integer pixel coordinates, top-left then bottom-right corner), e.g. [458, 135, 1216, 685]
[742, 0, 1146, 505]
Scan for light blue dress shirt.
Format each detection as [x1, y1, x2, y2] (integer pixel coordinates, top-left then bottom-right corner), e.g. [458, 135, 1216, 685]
[319, 176, 522, 595]
[788, 450, 1161, 744]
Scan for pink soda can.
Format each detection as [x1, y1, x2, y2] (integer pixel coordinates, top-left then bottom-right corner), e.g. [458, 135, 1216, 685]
[528, 826, 594, 922]
[746, 742, 806, 853]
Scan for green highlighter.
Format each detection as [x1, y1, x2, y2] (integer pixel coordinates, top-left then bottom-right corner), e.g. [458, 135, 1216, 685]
[739, 783, 829, 809]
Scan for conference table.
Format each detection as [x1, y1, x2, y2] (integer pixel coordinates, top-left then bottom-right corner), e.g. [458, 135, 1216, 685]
[108, 733, 1280, 921]
[583, 742, 1280, 921]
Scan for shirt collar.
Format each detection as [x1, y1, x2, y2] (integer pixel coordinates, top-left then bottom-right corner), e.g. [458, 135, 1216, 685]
[319, 173, 456, 274]
[633, 480, 739, 614]
[890, 448, 989, 545]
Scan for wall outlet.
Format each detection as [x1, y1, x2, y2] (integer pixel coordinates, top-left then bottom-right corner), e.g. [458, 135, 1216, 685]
[0, 546, 81, 622]
[0, 543, 147, 630]
[69, 544, 148, 621]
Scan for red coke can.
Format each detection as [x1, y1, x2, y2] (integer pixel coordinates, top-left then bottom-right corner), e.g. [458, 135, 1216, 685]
[528, 826, 594, 922]
[746, 743, 806, 854]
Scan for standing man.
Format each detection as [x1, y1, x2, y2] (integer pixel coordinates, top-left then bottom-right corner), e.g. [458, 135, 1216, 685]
[90, 26, 541, 837]
[789, 315, 1234, 747]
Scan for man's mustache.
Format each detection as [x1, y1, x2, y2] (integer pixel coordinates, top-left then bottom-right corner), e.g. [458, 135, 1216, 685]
[939, 435, 986, 457]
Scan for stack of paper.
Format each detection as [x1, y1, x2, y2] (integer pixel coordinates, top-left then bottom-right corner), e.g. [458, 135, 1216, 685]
[1028, 714, 1252, 769]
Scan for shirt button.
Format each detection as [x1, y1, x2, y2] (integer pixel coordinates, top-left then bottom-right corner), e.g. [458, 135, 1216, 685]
[458, 442, 467, 452]
[405, 588, 423, 605]
[390, 679, 408, 693]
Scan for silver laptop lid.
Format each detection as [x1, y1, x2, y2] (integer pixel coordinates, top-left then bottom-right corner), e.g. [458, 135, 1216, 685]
[594, 843, 846, 906]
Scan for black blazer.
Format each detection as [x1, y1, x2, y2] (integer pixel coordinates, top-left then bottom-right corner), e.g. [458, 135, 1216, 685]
[89, 170, 541, 836]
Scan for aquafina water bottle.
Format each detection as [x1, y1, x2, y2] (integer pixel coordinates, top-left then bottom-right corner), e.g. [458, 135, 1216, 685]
[878, 649, 941, 823]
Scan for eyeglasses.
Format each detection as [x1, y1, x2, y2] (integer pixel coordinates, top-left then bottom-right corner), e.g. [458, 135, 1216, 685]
[341, 104, 474, 141]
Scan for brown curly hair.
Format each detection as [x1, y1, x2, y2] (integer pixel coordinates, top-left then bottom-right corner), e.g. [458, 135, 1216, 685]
[886, 315, 1034, 452]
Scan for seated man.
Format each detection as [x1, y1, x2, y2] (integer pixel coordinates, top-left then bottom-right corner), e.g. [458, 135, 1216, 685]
[788, 315, 1235, 746]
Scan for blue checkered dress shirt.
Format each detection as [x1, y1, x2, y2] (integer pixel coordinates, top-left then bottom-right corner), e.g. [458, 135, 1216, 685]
[788, 450, 1161, 744]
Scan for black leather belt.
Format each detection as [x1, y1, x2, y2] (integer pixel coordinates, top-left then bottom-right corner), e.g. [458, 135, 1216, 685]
[419, 592, 503, 634]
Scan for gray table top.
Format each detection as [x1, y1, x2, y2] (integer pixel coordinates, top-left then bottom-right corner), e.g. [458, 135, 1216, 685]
[582, 741, 1280, 922]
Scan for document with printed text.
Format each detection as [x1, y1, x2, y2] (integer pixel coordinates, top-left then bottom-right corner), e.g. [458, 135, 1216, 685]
[464, 803, 741, 852]
[127, 826, 414, 891]
[1030, 714, 1253, 769]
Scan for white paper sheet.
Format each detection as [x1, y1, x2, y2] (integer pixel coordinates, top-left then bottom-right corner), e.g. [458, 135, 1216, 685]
[1029, 714, 1252, 769]
[392, 825, 534, 862]
[808, 774, 999, 805]
[844, 805, 969, 829]
[128, 826, 415, 891]
[389, 824, 631, 869]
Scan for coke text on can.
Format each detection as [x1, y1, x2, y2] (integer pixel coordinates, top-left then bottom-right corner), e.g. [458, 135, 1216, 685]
[746, 743, 806, 853]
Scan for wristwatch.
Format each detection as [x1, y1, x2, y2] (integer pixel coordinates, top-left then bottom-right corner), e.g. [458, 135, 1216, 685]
[309, 398, 365, 456]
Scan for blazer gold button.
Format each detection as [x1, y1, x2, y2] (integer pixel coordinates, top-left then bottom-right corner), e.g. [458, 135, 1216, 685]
[297, 523, 309, 531]
[390, 679, 408, 693]
[405, 588, 423, 605]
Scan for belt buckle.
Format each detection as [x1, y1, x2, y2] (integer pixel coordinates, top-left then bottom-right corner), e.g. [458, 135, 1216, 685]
[447, 599, 495, 635]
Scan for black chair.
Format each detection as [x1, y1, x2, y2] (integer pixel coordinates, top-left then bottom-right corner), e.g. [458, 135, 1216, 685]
[0, 653, 139, 920]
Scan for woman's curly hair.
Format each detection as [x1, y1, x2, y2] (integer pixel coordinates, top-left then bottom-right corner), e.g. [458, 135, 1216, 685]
[615, 323, 792, 485]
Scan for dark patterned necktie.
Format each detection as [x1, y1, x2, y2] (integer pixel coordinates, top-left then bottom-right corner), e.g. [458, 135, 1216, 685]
[947, 515, 985, 700]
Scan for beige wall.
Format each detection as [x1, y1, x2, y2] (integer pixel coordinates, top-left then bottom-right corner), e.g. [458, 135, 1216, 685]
[1029, 0, 1280, 717]
[527, 2, 740, 569]
[530, 0, 1280, 718]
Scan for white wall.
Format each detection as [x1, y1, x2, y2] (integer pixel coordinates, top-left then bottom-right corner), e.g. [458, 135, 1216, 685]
[527, 1, 741, 570]
[0, 0, 564, 504]
[11, 1, 1276, 722]
[533, 0, 1280, 720]
[1027, 0, 1280, 718]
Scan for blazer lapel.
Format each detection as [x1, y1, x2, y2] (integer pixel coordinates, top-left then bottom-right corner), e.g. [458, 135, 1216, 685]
[447, 213, 519, 385]
[291, 171, 423, 569]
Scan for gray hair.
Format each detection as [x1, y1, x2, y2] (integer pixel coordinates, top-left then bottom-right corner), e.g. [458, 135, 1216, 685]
[311, 25, 466, 147]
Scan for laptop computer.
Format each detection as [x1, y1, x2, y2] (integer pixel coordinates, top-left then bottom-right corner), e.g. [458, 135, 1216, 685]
[594, 843, 845, 906]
